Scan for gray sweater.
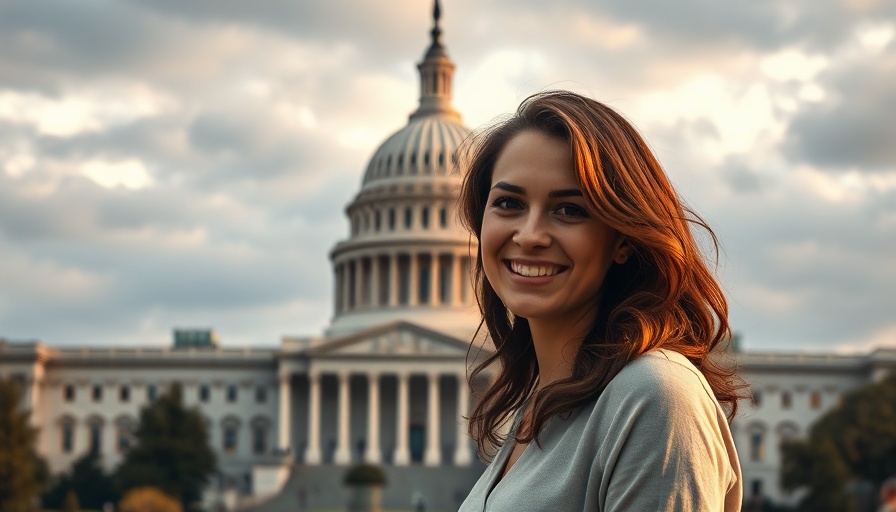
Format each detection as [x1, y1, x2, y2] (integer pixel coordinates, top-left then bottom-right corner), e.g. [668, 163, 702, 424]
[458, 349, 742, 511]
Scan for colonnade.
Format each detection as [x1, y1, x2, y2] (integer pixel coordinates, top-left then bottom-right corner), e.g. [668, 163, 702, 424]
[277, 371, 472, 467]
[333, 252, 471, 314]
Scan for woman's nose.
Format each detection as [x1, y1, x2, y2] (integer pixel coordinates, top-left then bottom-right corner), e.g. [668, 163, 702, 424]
[512, 214, 551, 249]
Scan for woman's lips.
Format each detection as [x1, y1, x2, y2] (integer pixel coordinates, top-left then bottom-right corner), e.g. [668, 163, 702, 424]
[505, 260, 568, 277]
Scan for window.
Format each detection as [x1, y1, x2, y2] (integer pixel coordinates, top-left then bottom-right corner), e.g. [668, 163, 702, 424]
[781, 391, 792, 409]
[421, 207, 429, 229]
[255, 385, 267, 404]
[751, 479, 763, 497]
[116, 417, 135, 453]
[64, 384, 75, 402]
[92, 384, 103, 402]
[749, 431, 765, 461]
[223, 424, 239, 454]
[199, 384, 210, 403]
[404, 207, 413, 229]
[119, 386, 130, 402]
[252, 423, 267, 455]
[226, 384, 238, 403]
[752, 389, 762, 407]
[388, 209, 396, 231]
[374, 210, 381, 231]
[88, 420, 102, 453]
[61, 421, 74, 453]
[147, 384, 157, 402]
[439, 207, 447, 228]
[810, 391, 822, 410]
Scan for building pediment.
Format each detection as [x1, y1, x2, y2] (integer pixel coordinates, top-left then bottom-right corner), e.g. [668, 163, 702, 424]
[308, 321, 470, 359]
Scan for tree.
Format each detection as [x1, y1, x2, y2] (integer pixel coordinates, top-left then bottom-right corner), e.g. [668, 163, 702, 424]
[42, 446, 118, 510]
[0, 378, 46, 512]
[781, 371, 896, 510]
[116, 382, 217, 511]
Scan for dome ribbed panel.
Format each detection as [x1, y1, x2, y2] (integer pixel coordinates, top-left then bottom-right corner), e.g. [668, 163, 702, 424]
[361, 115, 470, 188]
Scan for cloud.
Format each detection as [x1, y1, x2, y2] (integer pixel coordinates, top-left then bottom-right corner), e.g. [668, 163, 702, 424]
[0, 0, 894, 354]
[784, 50, 896, 173]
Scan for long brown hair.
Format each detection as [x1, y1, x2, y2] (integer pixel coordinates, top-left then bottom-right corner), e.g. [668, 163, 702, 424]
[458, 90, 744, 460]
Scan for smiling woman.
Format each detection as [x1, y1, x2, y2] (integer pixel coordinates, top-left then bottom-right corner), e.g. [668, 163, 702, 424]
[457, 91, 746, 511]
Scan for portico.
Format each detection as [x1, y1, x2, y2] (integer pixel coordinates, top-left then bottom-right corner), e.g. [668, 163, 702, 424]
[276, 322, 476, 468]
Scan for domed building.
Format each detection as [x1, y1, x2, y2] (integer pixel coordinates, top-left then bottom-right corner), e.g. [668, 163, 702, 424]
[327, 0, 477, 340]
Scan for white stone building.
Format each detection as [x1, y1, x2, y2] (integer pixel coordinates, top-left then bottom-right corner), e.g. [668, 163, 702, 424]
[1, 3, 894, 510]
[733, 348, 896, 506]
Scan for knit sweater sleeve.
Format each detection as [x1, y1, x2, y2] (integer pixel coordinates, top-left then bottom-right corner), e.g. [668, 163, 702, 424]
[589, 350, 741, 511]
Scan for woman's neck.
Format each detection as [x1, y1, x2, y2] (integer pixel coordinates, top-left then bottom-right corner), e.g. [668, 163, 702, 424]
[528, 314, 593, 390]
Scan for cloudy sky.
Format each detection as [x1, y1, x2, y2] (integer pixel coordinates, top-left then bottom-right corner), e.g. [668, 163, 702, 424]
[0, 0, 893, 353]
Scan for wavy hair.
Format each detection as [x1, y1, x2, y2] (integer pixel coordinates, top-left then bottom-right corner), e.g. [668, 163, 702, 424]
[458, 90, 744, 460]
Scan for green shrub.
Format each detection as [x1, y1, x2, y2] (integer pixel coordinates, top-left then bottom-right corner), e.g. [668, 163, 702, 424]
[343, 464, 387, 487]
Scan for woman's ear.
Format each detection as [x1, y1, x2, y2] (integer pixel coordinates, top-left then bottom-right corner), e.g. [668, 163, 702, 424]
[614, 239, 633, 264]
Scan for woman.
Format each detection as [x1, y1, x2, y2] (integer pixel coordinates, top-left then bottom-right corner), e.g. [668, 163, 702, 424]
[457, 91, 744, 511]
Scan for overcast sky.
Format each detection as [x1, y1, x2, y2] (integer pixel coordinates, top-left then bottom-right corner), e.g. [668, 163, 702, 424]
[1, 0, 894, 353]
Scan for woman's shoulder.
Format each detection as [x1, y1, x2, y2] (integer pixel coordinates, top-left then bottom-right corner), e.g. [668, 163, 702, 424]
[602, 348, 717, 408]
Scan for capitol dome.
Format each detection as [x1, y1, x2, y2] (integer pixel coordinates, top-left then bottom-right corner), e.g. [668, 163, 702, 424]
[327, 2, 479, 340]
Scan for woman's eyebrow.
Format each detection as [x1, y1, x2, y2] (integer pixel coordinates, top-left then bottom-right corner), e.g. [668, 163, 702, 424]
[491, 181, 524, 194]
[491, 181, 583, 198]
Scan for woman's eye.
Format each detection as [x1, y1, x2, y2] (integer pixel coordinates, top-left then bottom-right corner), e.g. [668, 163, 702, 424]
[491, 197, 523, 210]
[555, 204, 589, 218]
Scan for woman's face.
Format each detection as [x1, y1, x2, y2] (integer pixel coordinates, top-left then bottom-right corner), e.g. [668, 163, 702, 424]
[481, 130, 624, 327]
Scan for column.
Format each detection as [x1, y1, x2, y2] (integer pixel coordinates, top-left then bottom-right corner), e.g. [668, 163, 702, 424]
[354, 258, 364, 309]
[430, 253, 440, 305]
[424, 372, 441, 466]
[453, 254, 463, 306]
[334, 266, 342, 314]
[305, 372, 321, 464]
[389, 254, 399, 307]
[278, 374, 291, 452]
[334, 372, 351, 464]
[394, 372, 410, 466]
[370, 256, 381, 308]
[342, 262, 352, 312]
[454, 372, 472, 465]
[409, 252, 419, 306]
[29, 376, 41, 427]
[364, 373, 381, 464]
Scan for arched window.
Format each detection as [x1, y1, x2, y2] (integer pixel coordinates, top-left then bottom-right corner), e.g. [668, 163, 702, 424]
[250, 416, 271, 455]
[115, 416, 136, 453]
[388, 208, 396, 231]
[87, 416, 104, 453]
[748, 423, 767, 462]
[58, 416, 76, 453]
[221, 416, 241, 455]
[374, 210, 381, 231]
[404, 207, 413, 229]
[421, 207, 430, 229]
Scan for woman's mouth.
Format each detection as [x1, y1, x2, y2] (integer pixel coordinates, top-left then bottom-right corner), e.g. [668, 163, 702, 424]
[506, 260, 567, 277]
